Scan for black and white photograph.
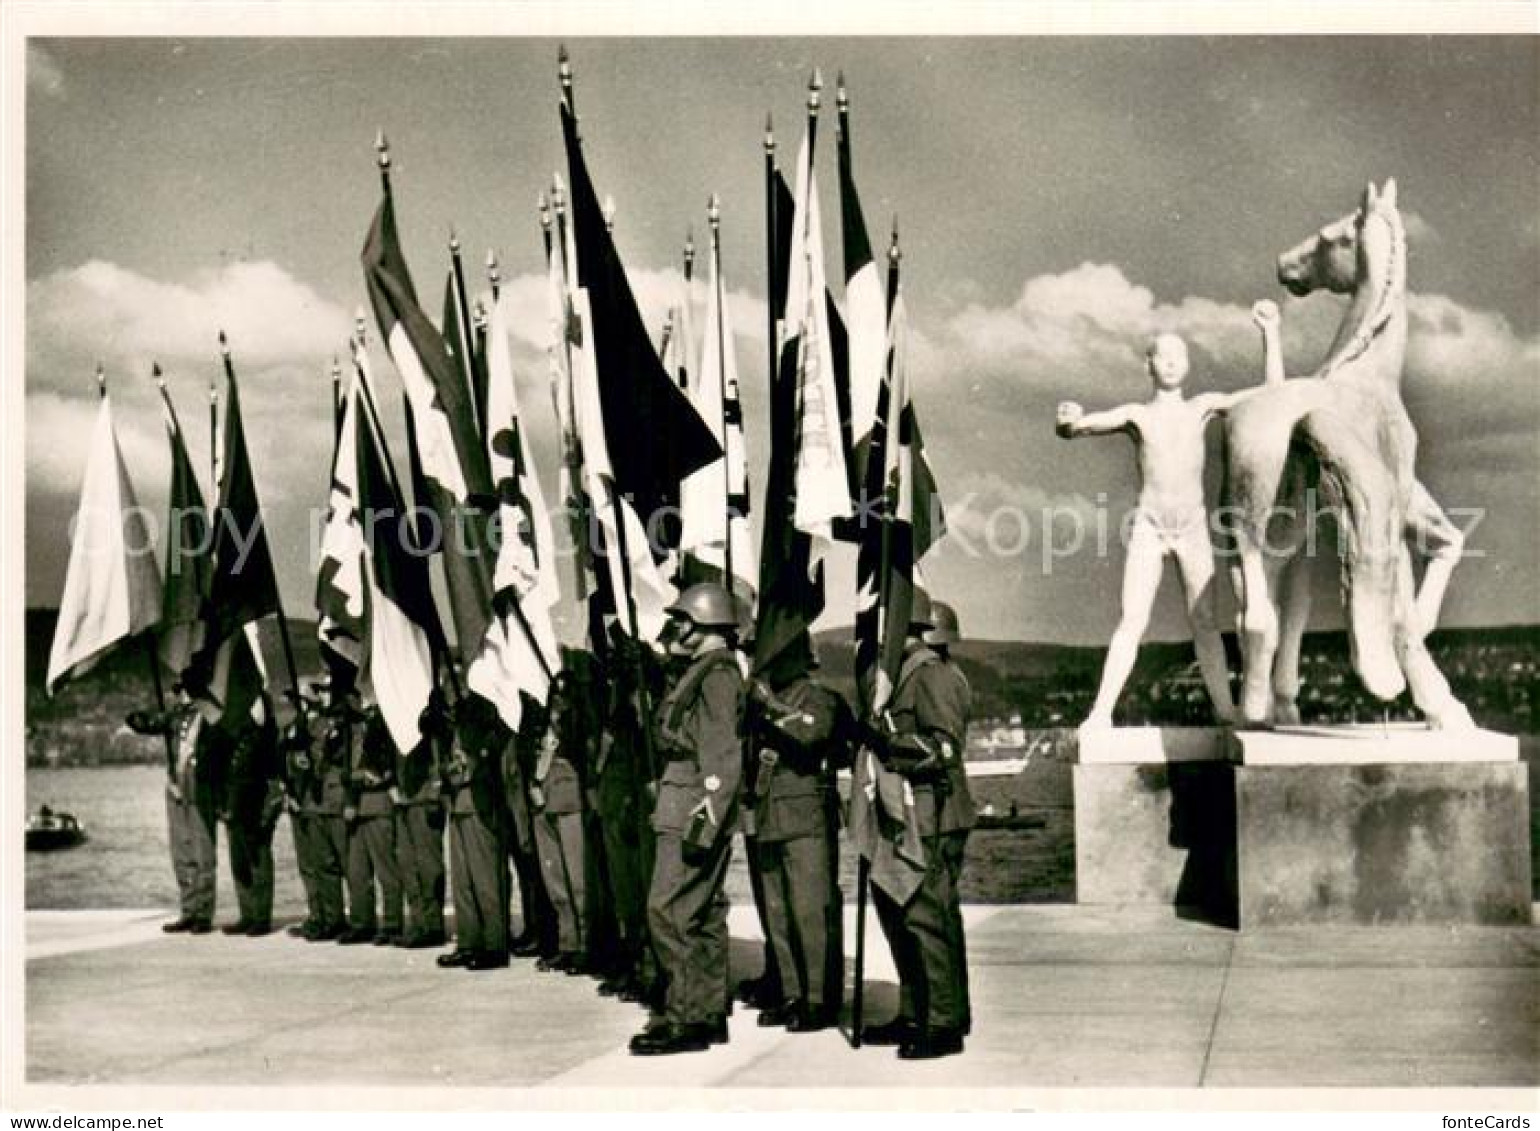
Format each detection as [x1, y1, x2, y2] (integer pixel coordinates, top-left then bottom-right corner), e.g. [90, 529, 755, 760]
[3, 2, 1538, 1117]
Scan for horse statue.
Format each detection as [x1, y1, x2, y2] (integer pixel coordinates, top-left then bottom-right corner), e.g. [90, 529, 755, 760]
[1222, 178, 1473, 729]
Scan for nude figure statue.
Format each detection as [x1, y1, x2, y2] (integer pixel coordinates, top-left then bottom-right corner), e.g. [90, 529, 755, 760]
[1055, 306, 1278, 730]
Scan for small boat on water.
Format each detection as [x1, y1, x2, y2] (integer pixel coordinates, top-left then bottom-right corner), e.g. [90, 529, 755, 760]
[26, 806, 88, 851]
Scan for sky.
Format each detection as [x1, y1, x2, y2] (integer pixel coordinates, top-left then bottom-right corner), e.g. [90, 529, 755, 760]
[20, 32, 1540, 646]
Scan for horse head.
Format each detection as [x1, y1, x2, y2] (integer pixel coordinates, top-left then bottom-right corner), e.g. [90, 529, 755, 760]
[1277, 179, 1401, 297]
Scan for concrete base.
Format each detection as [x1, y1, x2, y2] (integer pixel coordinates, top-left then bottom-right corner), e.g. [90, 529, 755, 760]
[1073, 757, 1237, 922]
[1235, 761, 1533, 927]
[1077, 726, 1228, 764]
[1230, 723, 1519, 765]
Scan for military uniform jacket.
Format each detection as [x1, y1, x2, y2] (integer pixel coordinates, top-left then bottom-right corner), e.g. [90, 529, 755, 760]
[300, 709, 355, 817]
[651, 647, 744, 840]
[348, 710, 396, 817]
[223, 700, 281, 827]
[750, 678, 850, 843]
[131, 704, 226, 802]
[887, 643, 976, 837]
[444, 705, 507, 825]
[395, 735, 441, 807]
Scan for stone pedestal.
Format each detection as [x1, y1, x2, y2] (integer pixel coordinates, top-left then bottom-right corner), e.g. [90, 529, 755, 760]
[1072, 725, 1531, 929]
[1073, 728, 1237, 922]
[1228, 727, 1530, 927]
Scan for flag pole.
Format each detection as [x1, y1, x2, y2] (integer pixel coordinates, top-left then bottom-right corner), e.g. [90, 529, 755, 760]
[219, 330, 305, 721]
[708, 194, 734, 595]
[448, 228, 484, 440]
[330, 356, 343, 441]
[559, 46, 657, 782]
[135, 362, 179, 774]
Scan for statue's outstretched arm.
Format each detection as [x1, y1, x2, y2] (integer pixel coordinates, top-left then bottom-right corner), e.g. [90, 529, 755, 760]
[1056, 400, 1136, 438]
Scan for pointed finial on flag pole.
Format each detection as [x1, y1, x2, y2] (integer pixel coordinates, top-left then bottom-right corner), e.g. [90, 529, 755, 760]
[552, 174, 567, 220]
[684, 227, 696, 281]
[448, 226, 461, 255]
[538, 191, 551, 233]
[708, 194, 721, 243]
[889, 215, 901, 263]
[486, 248, 501, 298]
[558, 43, 572, 100]
[603, 194, 616, 235]
[375, 129, 392, 193]
[808, 68, 823, 116]
[354, 307, 368, 347]
[764, 112, 776, 160]
[96, 363, 106, 398]
[473, 299, 488, 333]
[836, 71, 848, 114]
[152, 362, 165, 390]
[330, 355, 341, 383]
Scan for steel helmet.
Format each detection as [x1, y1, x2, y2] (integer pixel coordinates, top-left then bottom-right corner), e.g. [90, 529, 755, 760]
[907, 588, 935, 633]
[666, 582, 739, 632]
[925, 600, 960, 647]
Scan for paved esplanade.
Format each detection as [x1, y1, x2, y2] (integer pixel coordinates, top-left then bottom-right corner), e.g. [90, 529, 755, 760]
[24, 905, 1539, 1089]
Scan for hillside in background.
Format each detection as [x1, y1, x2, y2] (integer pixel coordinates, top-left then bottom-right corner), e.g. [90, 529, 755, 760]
[24, 607, 1540, 766]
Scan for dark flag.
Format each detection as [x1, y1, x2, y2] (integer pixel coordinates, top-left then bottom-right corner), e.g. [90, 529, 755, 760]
[202, 340, 281, 653]
[559, 100, 720, 548]
[156, 370, 212, 679]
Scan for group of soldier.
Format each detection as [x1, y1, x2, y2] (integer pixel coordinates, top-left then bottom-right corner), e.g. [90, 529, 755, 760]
[129, 583, 976, 1061]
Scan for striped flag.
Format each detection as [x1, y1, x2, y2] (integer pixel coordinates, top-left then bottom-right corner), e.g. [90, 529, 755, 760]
[837, 99, 887, 490]
[46, 389, 162, 693]
[783, 128, 853, 566]
[355, 383, 438, 752]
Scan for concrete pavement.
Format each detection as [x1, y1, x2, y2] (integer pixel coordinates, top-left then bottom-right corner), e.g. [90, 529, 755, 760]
[22, 904, 1539, 1091]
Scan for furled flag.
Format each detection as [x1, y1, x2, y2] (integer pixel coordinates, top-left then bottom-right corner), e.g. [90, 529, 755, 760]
[837, 91, 887, 491]
[465, 287, 561, 728]
[679, 207, 757, 602]
[355, 384, 439, 752]
[201, 338, 281, 655]
[155, 369, 212, 679]
[560, 100, 721, 636]
[362, 181, 496, 671]
[753, 168, 821, 683]
[46, 384, 163, 693]
[849, 269, 945, 906]
[782, 127, 853, 563]
[314, 350, 368, 683]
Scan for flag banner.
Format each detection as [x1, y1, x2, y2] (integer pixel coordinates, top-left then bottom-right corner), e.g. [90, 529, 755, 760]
[315, 360, 367, 680]
[207, 622, 268, 727]
[784, 131, 853, 564]
[752, 169, 822, 682]
[202, 356, 281, 653]
[362, 188, 496, 664]
[848, 746, 927, 907]
[560, 101, 720, 556]
[441, 268, 486, 447]
[355, 387, 438, 753]
[362, 191, 492, 509]
[47, 393, 163, 693]
[546, 199, 597, 607]
[466, 288, 561, 728]
[156, 379, 212, 679]
[680, 231, 757, 601]
[838, 116, 886, 489]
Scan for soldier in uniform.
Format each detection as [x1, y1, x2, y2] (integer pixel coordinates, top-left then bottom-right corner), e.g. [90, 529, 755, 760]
[433, 691, 511, 970]
[128, 668, 226, 935]
[279, 687, 323, 939]
[220, 689, 283, 936]
[341, 703, 404, 946]
[530, 673, 591, 974]
[303, 682, 358, 940]
[592, 632, 661, 1003]
[504, 693, 555, 960]
[744, 641, 853, 1032]
[861, 591, 976, 1060]
[629, 583, 745, 1056]
[394, 720, 447, 949]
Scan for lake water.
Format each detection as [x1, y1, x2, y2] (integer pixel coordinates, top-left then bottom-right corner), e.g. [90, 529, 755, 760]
[26, 765, 1074, 916]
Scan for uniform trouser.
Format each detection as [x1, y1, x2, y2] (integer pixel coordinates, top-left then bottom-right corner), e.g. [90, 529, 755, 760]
[290, 812, 321, 925]
[647, 830, 733, 1027]
[226, 816, 276, 927]
[871, 830, 970, 1033]
[534, 809, 587, 953]
[166, 786, 217, 924]
[305, 812, 349, 929]
[743, 836, 783, 998]
[582, 810, 620, 971]
[506, 811, 553, 948]
[347, 813, 402, 933]
[395, 804, 446, 937]
[758, 829, 836, 1010]
[599, 806, 651, 960]
[449, 810, 508, 954]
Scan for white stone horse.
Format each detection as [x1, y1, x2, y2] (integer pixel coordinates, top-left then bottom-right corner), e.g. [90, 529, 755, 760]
[1222, 179, 1473, 729]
